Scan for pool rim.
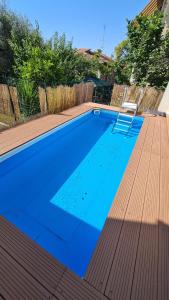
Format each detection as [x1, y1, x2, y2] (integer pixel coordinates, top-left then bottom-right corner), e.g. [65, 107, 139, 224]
[0, 108, 144, 163]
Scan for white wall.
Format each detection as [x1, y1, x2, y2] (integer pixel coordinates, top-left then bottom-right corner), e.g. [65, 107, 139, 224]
[158, 82, 169, 114]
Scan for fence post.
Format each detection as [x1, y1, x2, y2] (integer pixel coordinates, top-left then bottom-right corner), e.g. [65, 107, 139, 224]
[9, 86, 21, 121]
[0, 84, 13, 116]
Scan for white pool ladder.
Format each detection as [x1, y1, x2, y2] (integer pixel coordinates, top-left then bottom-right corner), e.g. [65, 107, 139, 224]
[112, 87, 145, 134]
[112, 113, 134, 134]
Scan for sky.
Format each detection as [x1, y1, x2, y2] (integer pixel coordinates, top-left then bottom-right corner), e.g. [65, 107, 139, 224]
[7, 0, 149, 56]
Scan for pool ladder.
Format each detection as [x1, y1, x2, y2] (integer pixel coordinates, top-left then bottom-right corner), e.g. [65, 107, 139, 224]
[93, 109, 101, 116]
[112, 113, 134, 134]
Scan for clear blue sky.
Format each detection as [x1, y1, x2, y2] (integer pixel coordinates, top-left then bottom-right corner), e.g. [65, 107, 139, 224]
[7, 0, 148, 56]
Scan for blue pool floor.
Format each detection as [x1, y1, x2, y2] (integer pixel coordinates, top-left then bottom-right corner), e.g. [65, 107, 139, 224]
[0, 111, 142, 276]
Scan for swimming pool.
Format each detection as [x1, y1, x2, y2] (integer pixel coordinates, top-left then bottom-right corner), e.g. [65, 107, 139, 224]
[0, 109, 143, 277]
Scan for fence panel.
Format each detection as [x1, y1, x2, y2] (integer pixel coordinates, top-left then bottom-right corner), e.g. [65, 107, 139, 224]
[9, 86, 21, 120]
[38, 87, 48, 114]
[139, 87, 163, 112]
[111, 84, 164, 112]
[0, 84, 13, 116]
[111, 84, 127, 106]
[46, 85, 76, 114]
[46, 83, 94, 114]
[0, 82, 94, 128]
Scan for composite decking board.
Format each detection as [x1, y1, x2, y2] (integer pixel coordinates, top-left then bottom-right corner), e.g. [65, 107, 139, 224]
[54, 270, 107, 300]
[0, 286, 14, 300]
[160, 117, 169, 159]
[0, 222, 65, 280]
[158, 117, 169, 300]
[0, 220, 65, 275]
[0, 218, 105, 300]
[105, 118, 155, 300]
[0, 217, 65, 293]
[167, 117, 169, 137]
[85, 118, 149, 291]
[0, 216, 65, 272]
[130, 117, 161, 300]
[0, 103, 121, 155]
[0, 247, 52, 299]
[0, 104, 91, 154]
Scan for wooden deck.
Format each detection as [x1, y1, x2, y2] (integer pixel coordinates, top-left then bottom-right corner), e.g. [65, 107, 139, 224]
[0, 103, 119, 155]
[0, 103, 169, 299]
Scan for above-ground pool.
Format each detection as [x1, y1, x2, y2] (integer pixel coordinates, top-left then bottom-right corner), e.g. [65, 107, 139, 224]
[0, 109, 143, 277]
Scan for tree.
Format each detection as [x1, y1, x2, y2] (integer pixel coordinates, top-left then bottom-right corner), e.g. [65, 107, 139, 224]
[113, 40, 131, 85]
[50, 33, 98, 85]
[1, 3, 114, 86]
[10, 27, 54, 84]
[114, 39, 129, 61]
[0, 1, 33, 79]
[127, 11, 163, 84]
[113, 11, 169, 89]
[144, 31, 169, 88]
[10, 27, 102, 86]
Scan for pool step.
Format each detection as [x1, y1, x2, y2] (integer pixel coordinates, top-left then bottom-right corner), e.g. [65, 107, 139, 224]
[113, 127, 130, 133]
[114, 123, 130, 130]
[115, 122, 130, 127]
[116, 119, 132, 124]
[112, 112, 134, 134]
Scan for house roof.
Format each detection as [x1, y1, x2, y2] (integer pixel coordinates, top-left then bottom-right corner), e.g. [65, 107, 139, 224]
[77, 48, 112, 63]
[141, 0, 165, 16]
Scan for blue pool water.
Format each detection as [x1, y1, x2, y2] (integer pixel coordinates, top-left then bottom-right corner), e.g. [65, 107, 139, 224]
[0, 109, 143, 276]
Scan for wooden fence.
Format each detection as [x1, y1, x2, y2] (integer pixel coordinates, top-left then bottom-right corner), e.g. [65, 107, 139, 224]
[0, 82, 94, 127]
[39, 82, 94, 114]
[111, 84, 164, 112]
[0, 81, 165, 129]
[0, 84, 21, 121]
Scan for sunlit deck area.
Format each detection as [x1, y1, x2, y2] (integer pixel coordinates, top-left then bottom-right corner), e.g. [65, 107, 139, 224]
[0, 103, 169, 300]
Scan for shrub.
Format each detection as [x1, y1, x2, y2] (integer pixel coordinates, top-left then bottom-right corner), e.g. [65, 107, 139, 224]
[17, 80, 40, 117]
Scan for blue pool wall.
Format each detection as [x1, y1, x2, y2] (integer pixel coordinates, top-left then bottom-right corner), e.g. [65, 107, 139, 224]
[0, 109, 143, 276]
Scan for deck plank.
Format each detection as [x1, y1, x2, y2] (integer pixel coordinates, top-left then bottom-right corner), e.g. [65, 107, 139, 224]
[85, 118, 149, 292]
[0, 217, 65, 294]
[0, 218, 106, 300]
[0, 104, 92, 155]
[0, 246, 53, 299]
[53, 270, 107, 300]
[130, 117, 161, 300]
[105, 117, 155, 300]
[158, 117, 169, 300]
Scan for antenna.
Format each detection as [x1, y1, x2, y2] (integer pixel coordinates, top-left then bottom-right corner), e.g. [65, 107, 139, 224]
[101, 25, 106, 52]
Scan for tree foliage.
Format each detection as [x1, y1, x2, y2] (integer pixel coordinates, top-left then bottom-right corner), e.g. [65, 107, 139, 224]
[0, 1, 32, 78]
[0, 3, 113, 86]
[114, 11, 169, 89]
[114, 39, 129, 61]
[113, 40, 131, 85]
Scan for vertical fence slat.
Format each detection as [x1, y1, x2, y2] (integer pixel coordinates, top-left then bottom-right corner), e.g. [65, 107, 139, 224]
[0, 84, 13, 116]
[45, 83, 94, 114]
[9, 86, 21, 121]
[38, 87, 48, 114]
[111, 84, 164, 112]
